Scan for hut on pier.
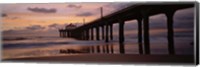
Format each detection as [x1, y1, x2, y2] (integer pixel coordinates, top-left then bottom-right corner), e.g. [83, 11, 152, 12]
[59, 23, 77, 37]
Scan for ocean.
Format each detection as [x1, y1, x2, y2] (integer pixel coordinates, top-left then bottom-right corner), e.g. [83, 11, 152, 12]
[2, 35, 194, 59]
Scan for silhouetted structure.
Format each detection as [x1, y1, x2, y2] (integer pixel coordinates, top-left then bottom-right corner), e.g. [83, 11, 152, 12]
[59, 3, 194, 55]
[59, 23, 77, 38]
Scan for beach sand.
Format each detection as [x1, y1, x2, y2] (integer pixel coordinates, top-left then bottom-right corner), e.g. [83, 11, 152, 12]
[3, 54, 194, 64]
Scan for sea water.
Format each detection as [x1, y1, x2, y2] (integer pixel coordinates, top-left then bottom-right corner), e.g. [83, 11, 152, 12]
[2, 35, 194, 59]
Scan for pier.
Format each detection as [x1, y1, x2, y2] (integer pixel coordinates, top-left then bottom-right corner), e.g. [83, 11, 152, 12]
[59, 3, 194, 55]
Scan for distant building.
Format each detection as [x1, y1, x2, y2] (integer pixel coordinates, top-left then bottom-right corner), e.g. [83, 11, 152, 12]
[65, 23, 77, 30]
[59, 23, 77, 38]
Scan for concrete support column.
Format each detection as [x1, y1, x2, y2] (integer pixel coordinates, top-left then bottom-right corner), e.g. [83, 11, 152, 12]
[110, 24, 113, 40]
[102, 45, 106, 53]
[66, 31, 68, 37]
[69, 31, 72, 38]
[91, 46, 94, 53]
[63, 31, 66, 37]
[80, 31, 83, 40]
[165, 11, 175, 55]
[82, 30, 86, 40]
[96, 27, 100, 40]
[67, 31, 70, 37]
[70, 31, 73, 38]
[106, 44, 109, 53]
[59, 31, 62, 37]
[87, 47, 91, 53]
[82, 31, 85, 40]
[61, 31, 63, 37]
[119, 20, 125, 54]
[137, 18, 143, 54]
[96, 45, 100, 53]
[101, 26, 105, 40]
[91, 28, 94, 40]
[86, 29, 89, 40]
[59, 31, 61, 37]
[142, 13, 150, 54]
[105, 23, 109, 42]
[110, 45, 114, 53]
[67, 31, 69, 37]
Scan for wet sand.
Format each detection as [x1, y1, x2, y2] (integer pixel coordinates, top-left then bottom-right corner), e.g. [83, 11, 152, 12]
[3, 54, 194, 64]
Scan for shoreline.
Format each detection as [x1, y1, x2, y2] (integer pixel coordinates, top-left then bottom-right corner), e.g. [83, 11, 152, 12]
[3, 54, 194, 64]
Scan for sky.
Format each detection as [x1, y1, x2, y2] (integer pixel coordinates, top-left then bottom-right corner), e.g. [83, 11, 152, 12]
[1, 3, 194, 39]
[1, 3, 132, 31]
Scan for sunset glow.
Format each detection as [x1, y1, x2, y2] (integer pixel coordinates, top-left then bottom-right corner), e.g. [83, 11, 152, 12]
[2, 3, 124, 31]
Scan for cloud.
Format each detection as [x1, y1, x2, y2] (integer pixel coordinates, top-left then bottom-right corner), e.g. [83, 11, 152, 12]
[104, 3, 134, 11]
[76, 12, 94, 17]
[1, 13, 8, 17]
[3, 29, 15, 33]
[67, 4, 82, 9]
[27, 7, 57, 13]
[174, 8, 194, 29]
[25, 25, 45, 30]
[48, 23, 63, 30]
[48, 23, 59, 28]
[175, 8, 194, 20]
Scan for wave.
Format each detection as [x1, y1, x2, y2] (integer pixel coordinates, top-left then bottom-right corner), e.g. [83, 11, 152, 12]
[2, 39, 106, 49]
[3, 42, 70, 49]
[3, 37, 28, 41]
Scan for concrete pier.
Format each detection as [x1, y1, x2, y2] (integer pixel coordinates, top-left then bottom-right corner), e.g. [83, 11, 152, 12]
[58, 3, 194, 55]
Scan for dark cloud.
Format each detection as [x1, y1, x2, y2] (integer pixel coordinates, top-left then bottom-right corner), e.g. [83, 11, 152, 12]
[104, 3, 134, 11]
[148, 7, 194, 30]
[150, 21, 167, 30]
[174, 32, 194, 37]
[27, 7, 57, 13]
[174, 8, 194, 29]
[151, 29, 193, 38]
[124, 22, 137, 31]
[3, 29, 15, 33]
[48, 23, 59, 28]
[76, 12, 94, 17]
[48, 23, 62, 29]
[26, 25, 45, 30]
[1, 13, 7, 17]
[175, 8, 194, 21]
[67, 4, 82, 9]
